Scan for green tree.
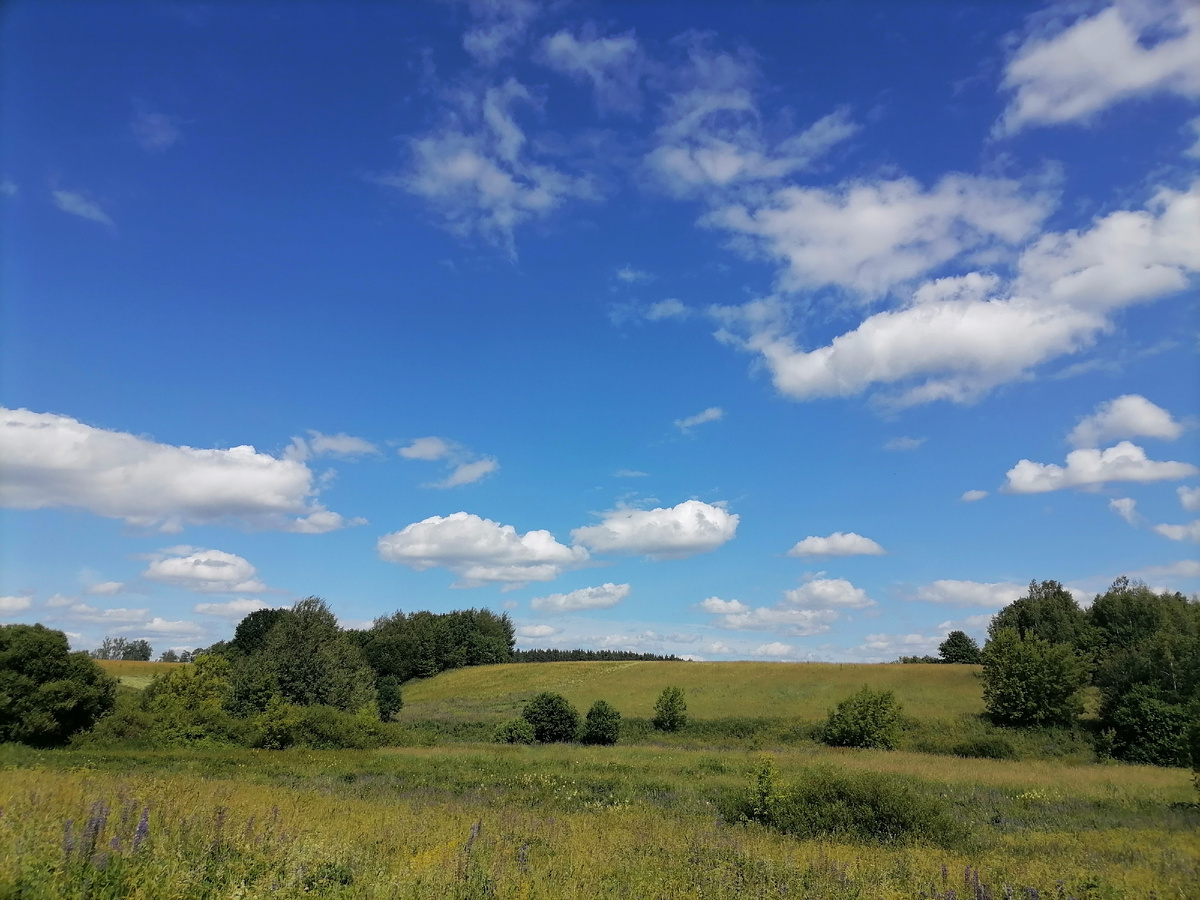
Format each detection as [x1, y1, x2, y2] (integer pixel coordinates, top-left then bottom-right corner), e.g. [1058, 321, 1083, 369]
[158, 649, 180, 662]
[122, 639, 152, 661]
[0, 623, 116, 746]
[938, 631, 982, 664]
[263, 597, 376, 712]
[376, 676, 403, 722]
[988, 580, 1094, 650]
[981, 627, 1087, 727]
[653, 686, 687, 732]
[228, 607, 288, 657]
[820, 685, 903, 749]
[141, 654, 236, 744]
[522, 691, 579, 742]
[580, 699, 621, 745]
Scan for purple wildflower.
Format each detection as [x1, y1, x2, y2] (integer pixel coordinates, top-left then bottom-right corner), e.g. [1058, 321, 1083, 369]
[133, 807, 150, 851]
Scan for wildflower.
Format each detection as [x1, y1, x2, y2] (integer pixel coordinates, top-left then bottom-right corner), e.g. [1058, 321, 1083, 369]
[62, 819, 76, 859]
[133, 807, 150, 851]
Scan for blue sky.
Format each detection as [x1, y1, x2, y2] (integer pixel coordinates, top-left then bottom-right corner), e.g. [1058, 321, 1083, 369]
[1, 0, 1197, 661]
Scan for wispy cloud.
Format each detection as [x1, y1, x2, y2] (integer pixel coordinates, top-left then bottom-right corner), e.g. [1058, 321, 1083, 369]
[52, 190, 115, 227]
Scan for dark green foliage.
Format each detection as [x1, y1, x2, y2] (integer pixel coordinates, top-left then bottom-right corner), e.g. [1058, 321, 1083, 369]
[950, 737, 1017, 760]
[224, 656, 281, 717]
[377, 677, 403, 722]
[938, 631, 982, 664]
[820, 686, 903, 749]
[653, 686, 687, 731]
[0, 623, 116, 747]
[522, 691, 580, 742]
[353, 608, 515, 683]
[1103, 685, 1190, 766]
[227, 607, 287, 657]
[158, 649, 179, 662]
[511, 648, 683, 662]
[898, 655, 941, 664]
[988, 580, 1094, 650]
[493, 718, 536, 744]
[726, 758, 959, 846]
[262, 598, 377, 712]
[90, 636, 152, 661]
[247, 702, 391, 750]
[981, 628, 1087, 727]
[580, 699, 621, 745]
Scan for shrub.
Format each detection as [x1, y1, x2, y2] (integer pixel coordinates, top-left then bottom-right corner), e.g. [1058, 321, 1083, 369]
[248, 702, 387, 750]
[951, 737, 1017, 760]
[0, 623, 116, 747]
[377, 677, 404, 722]
[1103, 685, 1190, 766]
[522, 692, 579, 742]
[981, 628, 1087, 727]
[820, 686, 902, 750]
[580, 700, 621, 745]
[938, 630, 982, 664]
[493, 718, 536, 744]
[725, 757, 959, 846]
[653, 686, 687, 732]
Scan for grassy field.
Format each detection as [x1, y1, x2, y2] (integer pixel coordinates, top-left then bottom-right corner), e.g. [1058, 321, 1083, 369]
[95, 659, 185, 691]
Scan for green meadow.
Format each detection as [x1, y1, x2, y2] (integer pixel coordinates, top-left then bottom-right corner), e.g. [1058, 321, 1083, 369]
[3, 660, 1197, 898]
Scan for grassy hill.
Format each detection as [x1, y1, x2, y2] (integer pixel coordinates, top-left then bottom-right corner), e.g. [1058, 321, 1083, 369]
[398, 660, 985, 724]
[95, 658, 183, 690]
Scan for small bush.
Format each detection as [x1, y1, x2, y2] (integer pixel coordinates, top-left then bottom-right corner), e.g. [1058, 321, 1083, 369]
[1104, 685, 1190, 766]
[377, 677, 403, 722]
[951, 737, 1017, 760]
[522, 692, 579, 743]
[493, 718, 536, 744]
[820, 686, 902, 750]
[653, 686, 687, 732]
[725, 757, 959, 846]
[981, 628, 1086, 727]
[580, 700, 621, 745]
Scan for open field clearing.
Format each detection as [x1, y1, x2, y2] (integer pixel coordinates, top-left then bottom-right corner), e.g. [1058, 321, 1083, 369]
[94, 660, 186, 691]
[2, 742, 1196, 899]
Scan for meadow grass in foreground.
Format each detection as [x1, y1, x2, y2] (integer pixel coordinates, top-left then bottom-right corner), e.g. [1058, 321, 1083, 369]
[2, 741, 1196, 899]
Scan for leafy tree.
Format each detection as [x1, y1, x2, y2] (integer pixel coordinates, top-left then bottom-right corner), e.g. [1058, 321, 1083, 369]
[123, 639, 152, 661]
[980, 627, 1087, 727]
[580, 699, 621, 745]
[522, 691, 579, 743]
[228, 608, 287, 657]
[377, 677, 403, 722]
[938, 631, 982, 664]
[141, 654, 236, 744]
[820, 685, 903, 750]
[653, 686, 688, 732]
[263, 597, 376, 712]
[493, 718, 536, 744]
[988, 580, 1094, 651]
[0, 623, 116, 746]
[158, 649, 180, 662]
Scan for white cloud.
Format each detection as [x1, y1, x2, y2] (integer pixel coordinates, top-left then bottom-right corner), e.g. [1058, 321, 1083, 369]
[915, 579, 1025, 608]
[711, 181, 1200, 407]
[46, 593, 75, 608]
[998, 1, 1200, 135]
[64, 604, 149, 624]
[0, 408, 360, 533]
[1, 179, 18, 197]
[51, 190, 114, 227]
[646, 40, 857, 198]
[1153, 519, 1200, 543]
[377, 511, 588, 587]
[1109, 497, 1139, 525]
[0, 595, 32, 616]
[707, 641, 732, 653]
[1068, 395, 1183, 448]
[399, 436, 454, 460]
[462, 0, 540, 66]
[516, 623, 560, 639]
[1136, 559, 1200, 579]
[698, 577, 869, 636]
[788, 531, 885, 558]
[398, 436, 498, 487]
[674, 406, 724, 431]
[1186, 116, 1200, 158]
[1005, 441, 1197, 493]
[531, 582, 630, 612]
[118, 617, 206, 638]
[285, 430, 380, 461]
[708, 175, 1051, 298]
[961, 490, 989, 502]
[614, 469, 649, 478]
[131, 108, 183, 152]
[143, 548, 268, 594]
[1179, 486, 1200, 511]
[752, 641, 794, 657]
[616, 265, 653, 283]
[193, 599, 270, 617]
[437, 458, 500, 488]
[539, 27, 643, 114]
[782, 578, 875, 609]
[384, 78, 595, 255]
[858, 632, 941, 657]
[883, 436, 925, 451]
[85, 582, 125, 596]
[644, 299, 690, 321]
[571, 499, 738, 559]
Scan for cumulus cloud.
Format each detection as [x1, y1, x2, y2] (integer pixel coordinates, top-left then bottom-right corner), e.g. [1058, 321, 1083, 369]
[711, 181, 1200, 407]
[0, 595, 32, 616]
[383, 77, 595, 255]
[1136, 559, 1200, 579]
[51, 190, 115, 227]
[531, 582, 630, 612]
[1068, 395, 1183, 448]
[285, 430, 380, 461]
[516, 623, 560, 639]
[1154, 519, 1200, 543]
[85, 581, 125, 596]
[1179, 486, 1200, 511]
[787, 531, 885, 557]
[674, 407, 724, 432]
[752, 641, 794, 657]
[1005, 441, 1197, 493]
[377, 511, 588, 587]
[998, 1, 1200, 135]
[698, 577, 871, 636]
[0, 408, 360, 533]
[143, 548, 268, 594]
[63, 603, 149, 624]
[539, 27, 644, 114]
[961, 490, 989, 502]
[858, 631, 942, 658]
[646, 39, 857, 198]
[783, 578, 875, 609]
[915, 580, 1025, 608]
[1109, 497, 1139, 525]
[397, 436, 498, 487]
[131, 107, 183, 152]
[118, 617, 206, 638]
[193, 598, 270, 617]
[571, 500, 738, 559]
